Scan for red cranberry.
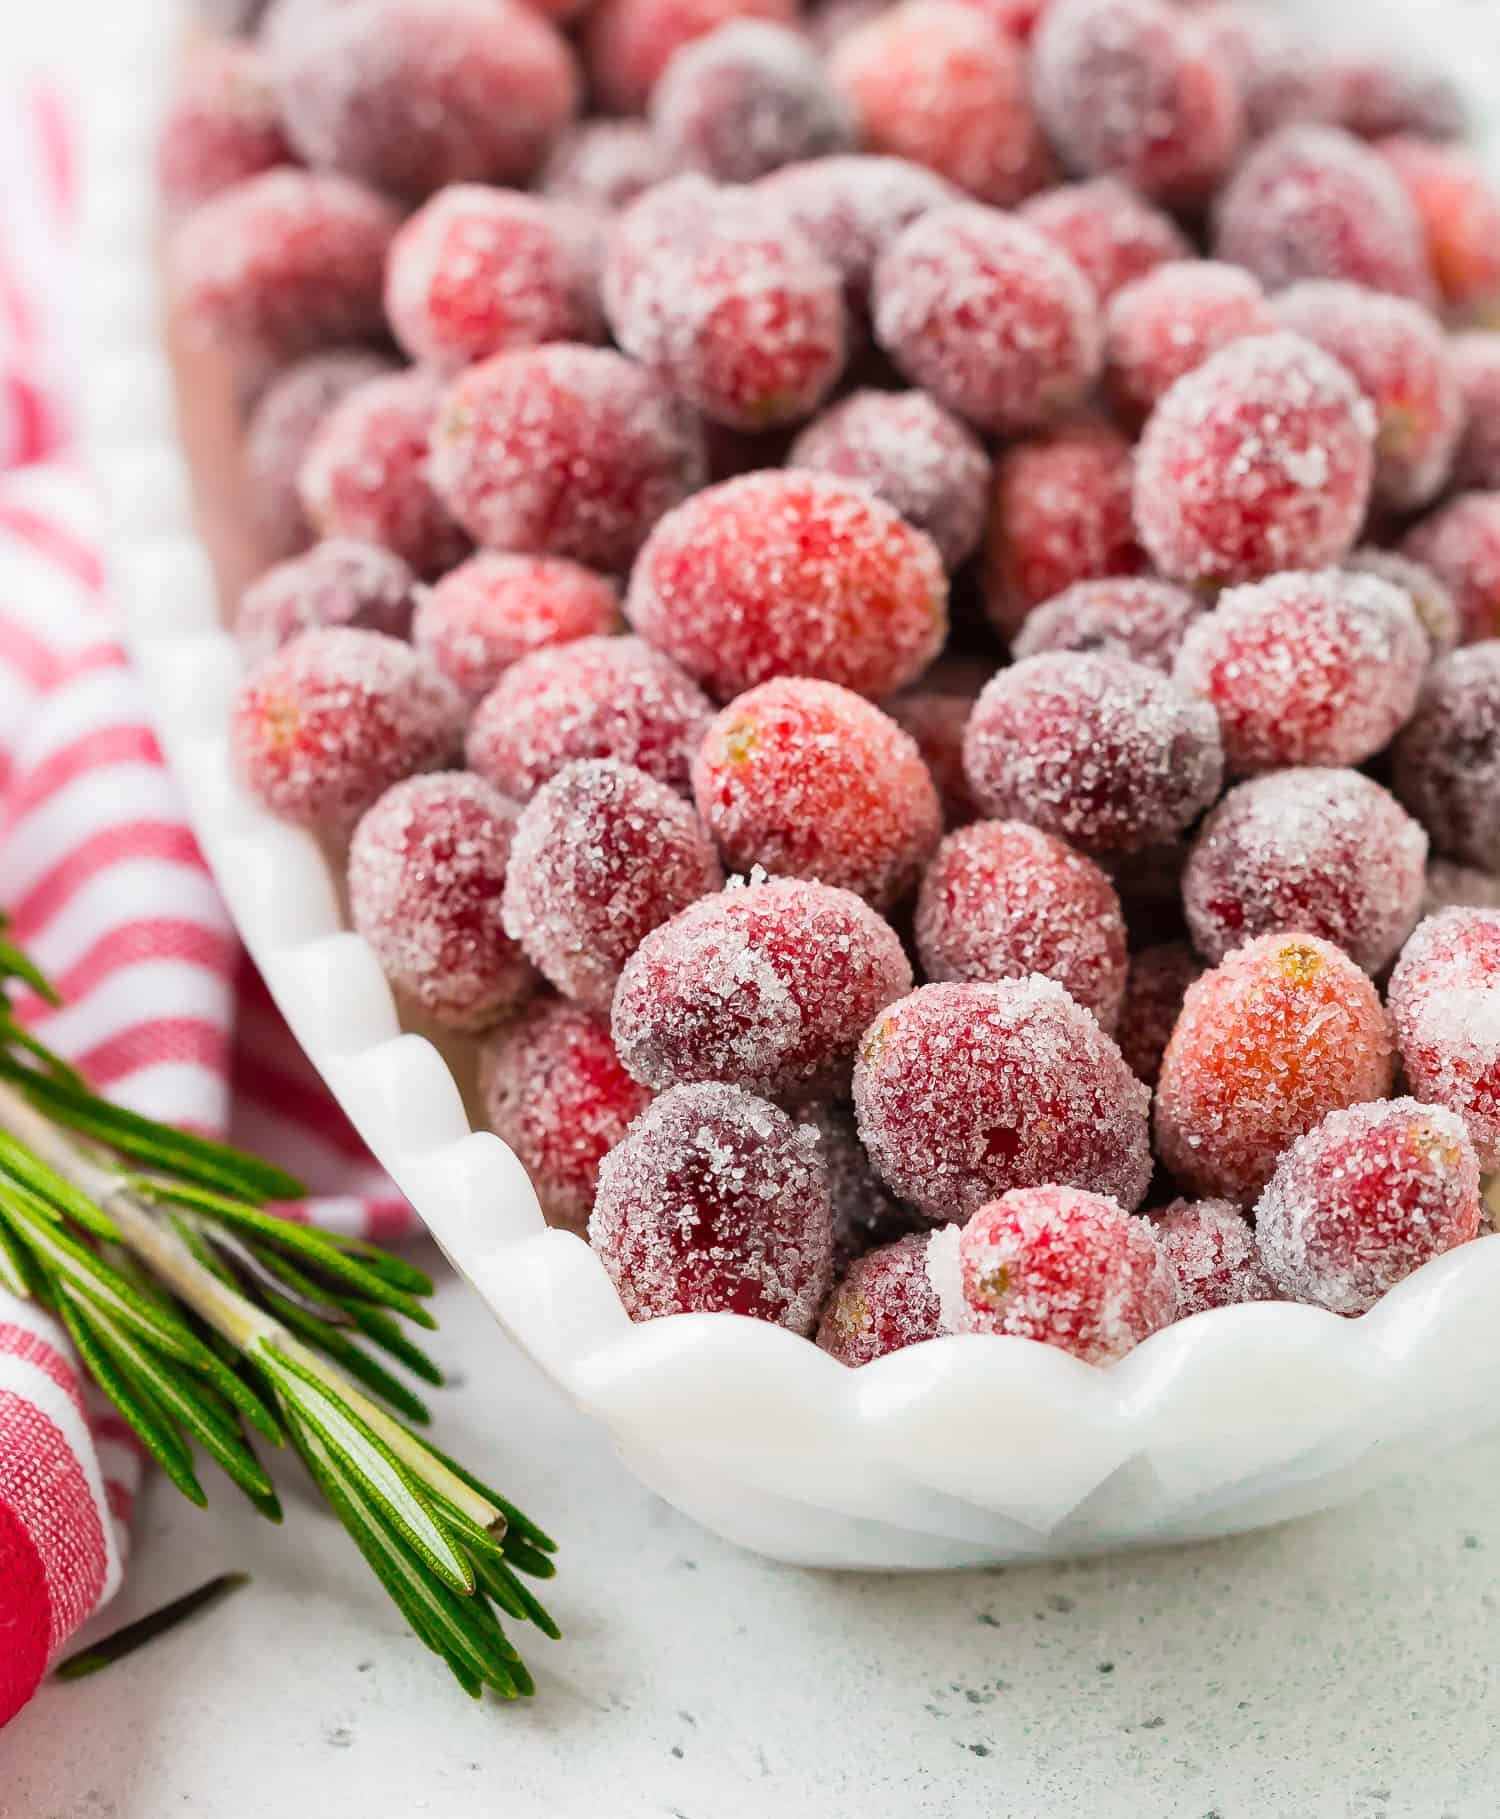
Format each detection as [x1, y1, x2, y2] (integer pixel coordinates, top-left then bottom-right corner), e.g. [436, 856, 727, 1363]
[1214, 124, 1435, 303]
[1154, 933, 1395, 1204]
[231, 627, 463, 832]
[479, 998, 653, 1235]
[628, 470, 947, 704]
[1173, 569, 1428, 775]
[1388, 909, 1500, 1170]
[787, 389, 991, 571]
[590, 1081, 835, 1329]
[236, 537, 415, 665]
[932, 1184, 1176, 1362]
[915, 819, 1128, 1032]
[347, 771, 534, 1030]
[413, 552, 621, 702]
[852, 977, 1153, 1218]
[1134, 333, 1376, 588]
[299, 368, 468, 580]
[982, 424, 1144, 637]
[828, 1, 1051, 208]
[1183, 768, 1428, 974]
[1256, 1098, 1480, 1314]
[693, 677, 944, 909]
[873, 204, 1101, 435]
[816, 1232, 943, 1366]
[964, 653, 1224, 855]
[268, 0, 578, 202]
[502, 758, 723, 1011]
[429, 344, 706, 573]
[466, 635, 713, 802]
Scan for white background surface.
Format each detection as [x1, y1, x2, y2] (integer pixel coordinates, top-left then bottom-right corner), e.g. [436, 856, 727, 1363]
[6, 2, 1500, 1814]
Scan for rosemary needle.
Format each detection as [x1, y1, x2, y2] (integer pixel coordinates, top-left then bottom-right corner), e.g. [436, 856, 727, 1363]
[54, 1572, 251, 1681]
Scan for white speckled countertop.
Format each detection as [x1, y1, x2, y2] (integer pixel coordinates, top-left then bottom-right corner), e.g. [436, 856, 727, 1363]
[5, 1245, 1500, 1819]
[7, 4, 1500, 1813]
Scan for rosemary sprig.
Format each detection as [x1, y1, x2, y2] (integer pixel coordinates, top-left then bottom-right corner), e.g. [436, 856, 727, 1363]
[0, 931, 557, 1698]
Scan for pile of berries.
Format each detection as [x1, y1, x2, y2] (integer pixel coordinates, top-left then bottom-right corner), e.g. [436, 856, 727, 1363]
[182, 0, 1497, 1368]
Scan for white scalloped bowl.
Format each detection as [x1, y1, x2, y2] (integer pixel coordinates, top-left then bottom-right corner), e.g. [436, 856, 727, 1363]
[85, 0, 1500, 1568]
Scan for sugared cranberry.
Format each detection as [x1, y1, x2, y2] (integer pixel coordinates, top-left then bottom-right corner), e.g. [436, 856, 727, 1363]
[1376, 136, 1500, 322]
[466, 635, 713, 802]
[412, 551, 621, 702]
[873, 204, 1101, 435]
[502, 758, 723, 1011]
[915, 820, 1128, 1032]
[964, 653, 1223, 855]
[1183, 768, 1428, 974]
[1192, 6, 1338, 141]
[479, 998, 653, 1235]
[170, 169, 396, 382]
[981, 424, 1144, 637]
[347, 771, 533, 1030]
[231, 627, 462, 832]
[1151, 1198, 1277, 1317]
[267, 0, 578, 202]
[384, 186, 598, 371]
[604, 176, 848, 431]
[1274, 280, 1460, 512]
[429, 344, 706, 573]
[1116, 941, 1201, 1087]
[1327, 57, 1465, 143]
[157, 40, 293, 214]
[613, 874, 912, 1100]
[590, 1081, 834, 1329]
[541, 121, 676, 215]
[1344, 547, 1460, 661]
[1173, 569, 1427, 775]
[652, 22, 853, 183]
[1391, 644, 1500, 873]
[1018, 178, 1189, 307]
[1213, 124, 1434, 302]
[298, 368, 468, 580]
[243, 349, 396, 563]
[1011, 577, 1203, 674]
[757, 155, 959, 314]
[787, 389, 991, 571]
[236, 538, 415, 665]
[1388, 909, 1500, 1170]
[852, 977, 1153, 1218]
[1256, 1098, 1480, 1315]
[1154, 932, 1395, 1204]
[693, 678, 944, 909]
[828, 2, 1050, 208]
[1104, 260, 1277, 427]
[1402, 493, 1500, 647]
[816, 1232, 943, 1366]
[1134, 334, 1376, 588]
[584, 0, 797, 116]
[1032, 0, 1242, 205]
[931, 1185, 1176, 1362]
[627, 470, 947, 704]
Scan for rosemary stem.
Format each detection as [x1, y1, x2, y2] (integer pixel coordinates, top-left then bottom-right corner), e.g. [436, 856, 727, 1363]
[0, 1080, 280, 1351]
[0, 1079, 501, 1531]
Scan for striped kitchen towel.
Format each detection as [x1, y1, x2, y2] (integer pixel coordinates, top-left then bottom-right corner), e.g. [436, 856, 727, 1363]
[0, 83, 414, 1728]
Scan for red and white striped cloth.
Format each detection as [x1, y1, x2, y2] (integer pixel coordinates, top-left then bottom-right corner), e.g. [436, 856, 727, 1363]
[0, 87, 415, 1727]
